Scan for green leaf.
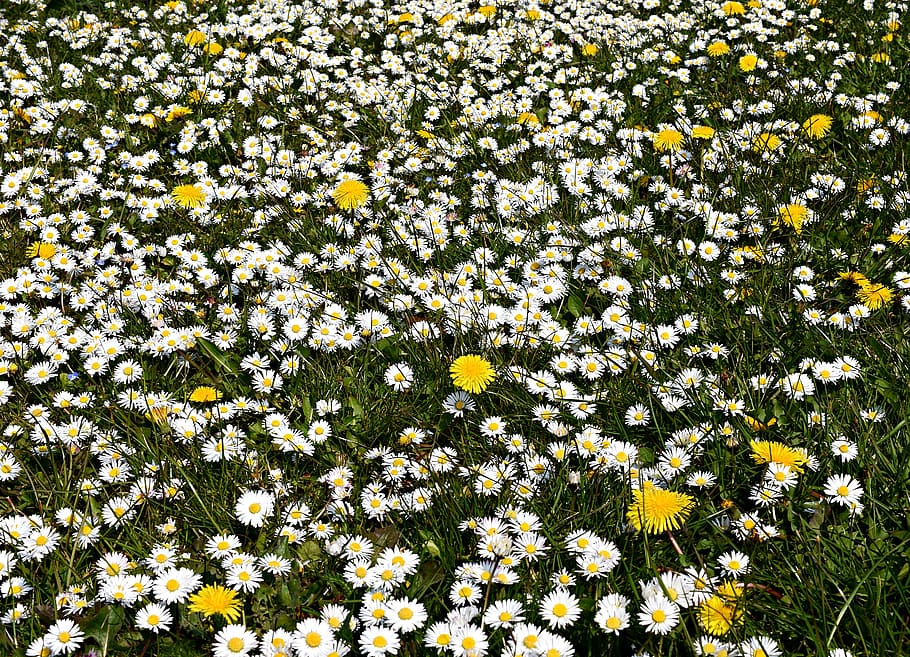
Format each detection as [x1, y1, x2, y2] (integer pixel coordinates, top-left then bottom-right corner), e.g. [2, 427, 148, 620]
[566, 293, 584, 318]
[348, 396, 364, 418]
[423, 539, 441, 558]
[196, 337, 235, 374]
[82, 605, 125, 656]
[298, 540, 323, 563]
[278, 583, 293, 607]
[300, 395, 313, 422]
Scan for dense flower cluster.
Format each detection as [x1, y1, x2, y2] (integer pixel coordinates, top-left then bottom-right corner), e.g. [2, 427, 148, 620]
[0, 0, 905, 654]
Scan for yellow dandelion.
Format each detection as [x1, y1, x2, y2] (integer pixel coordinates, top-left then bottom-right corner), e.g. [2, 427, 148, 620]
[856, 176, 876, 194]
[526, 9, 541, 20]
[189, 386, 222, 403]
[738, 54, 758, 72]
[188, 584, 242, 623]
[707, 41, 731, 57]
[478, 5, 496, 17]
[183, 30, 207, 47]
[437, 13, 456, 25]
[581, 43, 599, 56]
[165, 106, 192, 122]
[202, 42, 223, 56]
[802, 114, 833, 139]
[331, 179, 370, 211]
[870, 52, 890, 63]
[691, 125, 716, 140]
[13, 107, 31, 124]
[776, 203, 809, 234]
[888, 233, 908, 246]
[147, 407, 171, 427]
[699, 581, 745, 636]
[750, 440, 808, 472]
[744, 415, 777, 431]
[517, 112, 540, 125]
[449, 355, 495, 394]
[140, 113, 159, 128]
[627, 486, 696, 534]
[172, 184, 206, 209]
[652, 128, 686, 153]
[857, 282, 894, 310]
[26, 242, 57, 259]
[839, 271, 870, 286]
[722, 0, 746, 14]
[752, 132, 781, 152]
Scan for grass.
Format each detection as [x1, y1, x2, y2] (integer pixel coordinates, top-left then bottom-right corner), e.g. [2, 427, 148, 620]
[0, 0, 909, 655]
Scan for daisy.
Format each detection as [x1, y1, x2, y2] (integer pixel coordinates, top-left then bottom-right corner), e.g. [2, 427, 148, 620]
[260, 553, 291, 576]
[718, 551, 751, 576]
[539, 589, 581, 628]
[207, 534, 242, 559]
[482, 599, 525, 629]
[292, 618, 335, 657]
[359, 626, 400, 657]
[510, 623, 547, 654]
[537, 632, 575, 657]
[739, 636, 781, 657]
[384, 363, 414, 391]
[438, 391, 474, 419]
[44, 618, 85, 654]
[824, 474, 864, 507]
[226, 563, 264, 593]
[780, 372, 815, 400]
[153, 567, 202, 604]
[261, 629, 296, 657]
[831, 438, 858, 462]
[478, 416, 506, 438]
[451, 625, 488, 657]
[624, 403, 651, 426]
[234, 490, 275, 528]
[135, 603, 173, 633]
[213, 624, 258, 657]
[450, 580, 482, 606]
[386, 598, 428, 633]
[638, 595, 680, 635]
[424, 621, 454, 652]
[595, 594, 631, 634]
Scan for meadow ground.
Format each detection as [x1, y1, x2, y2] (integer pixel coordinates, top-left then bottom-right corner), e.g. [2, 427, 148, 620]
[0, 0, 909, 655]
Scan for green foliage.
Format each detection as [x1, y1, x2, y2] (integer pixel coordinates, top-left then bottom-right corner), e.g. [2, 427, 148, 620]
[0, 0, 909, 655]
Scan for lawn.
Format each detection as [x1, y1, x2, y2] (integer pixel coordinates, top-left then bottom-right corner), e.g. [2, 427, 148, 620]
[0, 0, 909, 655]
